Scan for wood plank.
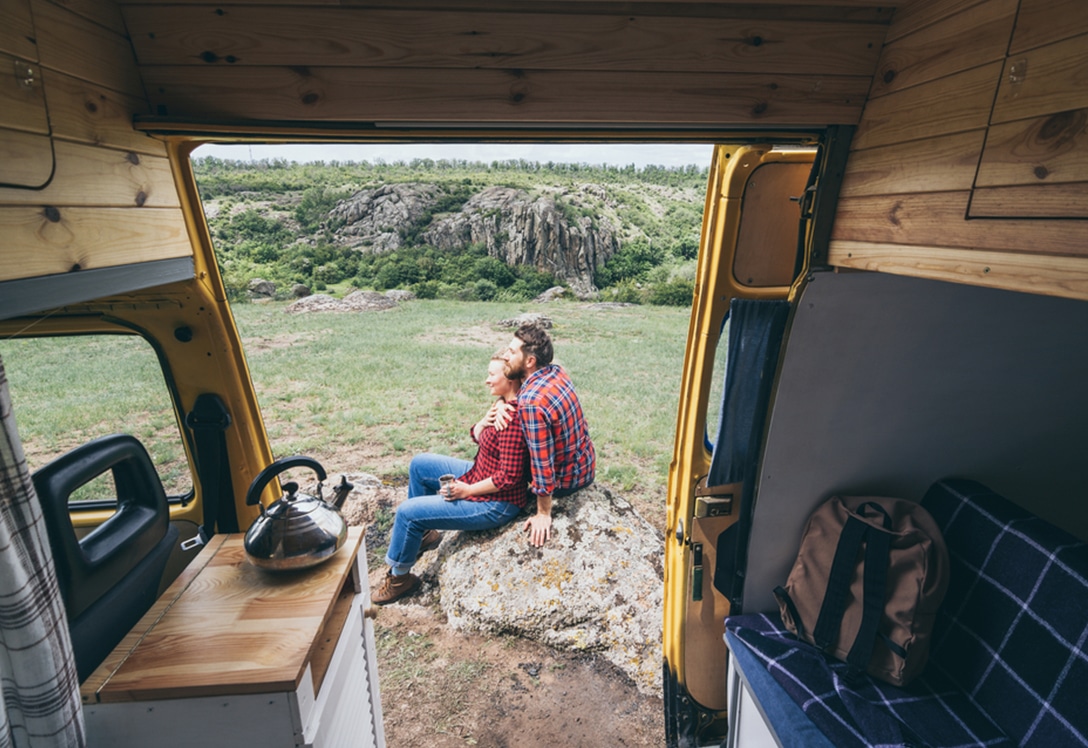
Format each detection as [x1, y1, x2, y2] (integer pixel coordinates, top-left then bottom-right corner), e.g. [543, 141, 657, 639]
[975, 108, 1088, 187]
[0, 0, 39, 60]
[122, 6, 885, 77]
[0, 205, 191, 282]
[0, 52, 50, 134]
[840, 129, 985, 196]
[43, 70, 164, 156]
[117, 0, 896, 8]
[45, 0, 127, 37]
[94, 531, 364, 703]
[828, 240, 1088, 301]
[0, 127, 55, 188]
[142, 66, 870, 125]
[869, 0, 1015, 99]
[1010, 0, 1088, 55]
[0, 140, 178, 207]
[81, 533, 229, 703]
[32, 0, 145, 98]
[969, 183, 1088, 219]
[831, 191, 1088, 257]
[852, 62, 1000, 150]
[992, 33, 1088, 125]
[884, 0, 986, 44]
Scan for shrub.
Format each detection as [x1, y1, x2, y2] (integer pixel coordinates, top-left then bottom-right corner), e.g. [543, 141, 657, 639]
[648, 278, 694, 306]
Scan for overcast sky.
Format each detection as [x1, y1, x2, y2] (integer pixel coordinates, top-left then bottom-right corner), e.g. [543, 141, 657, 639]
[195, 142, 714, 169]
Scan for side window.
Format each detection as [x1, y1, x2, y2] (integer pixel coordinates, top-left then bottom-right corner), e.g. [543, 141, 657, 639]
[0, 335, 191, 503]
[704, 315, 730, 450]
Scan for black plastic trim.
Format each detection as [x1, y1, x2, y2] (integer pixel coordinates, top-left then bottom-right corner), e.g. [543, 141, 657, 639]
[0, 257, 195, 321]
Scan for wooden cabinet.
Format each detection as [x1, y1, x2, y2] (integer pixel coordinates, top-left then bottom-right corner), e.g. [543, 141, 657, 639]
[81, 528, 386, 748]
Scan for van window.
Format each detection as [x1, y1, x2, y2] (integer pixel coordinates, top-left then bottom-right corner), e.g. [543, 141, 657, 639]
[704, 316, 730, 449]
[0, 335, 191, 502]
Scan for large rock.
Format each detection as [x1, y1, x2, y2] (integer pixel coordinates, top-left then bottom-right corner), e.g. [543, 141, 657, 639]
[435, 485, 664, 695]
[329, 183, 442, 252]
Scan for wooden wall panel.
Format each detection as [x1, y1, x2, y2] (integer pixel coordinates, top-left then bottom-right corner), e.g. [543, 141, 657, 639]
[143, 66, 871, 125]
[828, 242, 1088, 300]
[869, 0, 1015, 98]
[1, 52, 50, 134]
[969, 184, 1088, 219]
[32, 0, 145, 98]
[1010, 0, 1088, 55]
[851, 62, 999, 150]
[975, 110, 1088, 188]
[839, 130, 984, 196]
[0, 0, 39, 60]
[0, 207, 191, 281]
[832, 192, 1086, 257]
[43, 71, 165, 157]
[992, 34, 1088, 125]
[0, 141, 178, 208]
[882, 0, 985, 44]
[0, 129, 55, 188]
[122, 7, 885, 77]
[48, 0, 128, 36]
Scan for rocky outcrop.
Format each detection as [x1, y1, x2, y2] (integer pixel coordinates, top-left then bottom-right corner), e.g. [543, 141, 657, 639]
[422, 187, 618, 299]
[329, 183, 443, 253]
[417, 485, 663, 695]
[329, 183, 620, 299]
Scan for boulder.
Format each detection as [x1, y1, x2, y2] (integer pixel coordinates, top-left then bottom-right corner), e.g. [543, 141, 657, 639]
[285, 290, 397, 313]
[248, 278, 276, 297]
[291, 283, 312, 298]
[434, 485, 664, 695]
[384, 289, 416, 302]
[533, 286, 568, 303]
[498, 312, 552, 329]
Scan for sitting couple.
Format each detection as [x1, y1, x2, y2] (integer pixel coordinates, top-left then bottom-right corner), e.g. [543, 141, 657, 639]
[373, 322, 595, 604]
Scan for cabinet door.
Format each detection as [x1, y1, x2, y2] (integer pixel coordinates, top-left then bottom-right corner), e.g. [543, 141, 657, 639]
[0, 0, 55, 189]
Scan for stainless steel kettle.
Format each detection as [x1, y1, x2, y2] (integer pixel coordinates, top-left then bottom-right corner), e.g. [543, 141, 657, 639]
[243, 456, 353, 571]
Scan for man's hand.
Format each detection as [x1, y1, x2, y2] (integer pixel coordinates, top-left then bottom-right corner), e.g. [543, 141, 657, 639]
[523, 512, 552, 547]
[492, 399, 516, 431]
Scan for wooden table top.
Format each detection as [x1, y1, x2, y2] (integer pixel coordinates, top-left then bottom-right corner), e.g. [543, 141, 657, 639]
[81, 527, 363, 704]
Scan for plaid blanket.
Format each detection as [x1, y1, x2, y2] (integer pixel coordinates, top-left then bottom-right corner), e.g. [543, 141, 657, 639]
[726, 479, 1088, 748]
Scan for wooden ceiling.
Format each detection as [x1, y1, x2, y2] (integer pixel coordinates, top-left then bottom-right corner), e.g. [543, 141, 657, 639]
[115, 1, 899, 129]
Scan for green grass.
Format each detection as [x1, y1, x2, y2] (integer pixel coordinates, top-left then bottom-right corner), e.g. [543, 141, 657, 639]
[234, 299, 688, 517]
[1, 298, 689, 519]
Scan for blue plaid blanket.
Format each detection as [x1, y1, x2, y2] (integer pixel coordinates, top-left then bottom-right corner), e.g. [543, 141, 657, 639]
[726, 479, 1088, 748]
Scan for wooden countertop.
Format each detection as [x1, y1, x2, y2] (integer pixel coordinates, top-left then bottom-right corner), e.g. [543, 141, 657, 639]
[81, 527, 363, 704]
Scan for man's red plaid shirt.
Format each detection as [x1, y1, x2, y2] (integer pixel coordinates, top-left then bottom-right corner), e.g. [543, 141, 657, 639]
[517, 365, 595, 496]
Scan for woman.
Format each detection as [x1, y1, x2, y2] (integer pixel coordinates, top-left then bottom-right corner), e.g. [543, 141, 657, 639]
[373, 353, 531, 604]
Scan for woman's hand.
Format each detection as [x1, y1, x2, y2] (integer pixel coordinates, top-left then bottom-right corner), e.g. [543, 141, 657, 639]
[445, 480, 470, 500]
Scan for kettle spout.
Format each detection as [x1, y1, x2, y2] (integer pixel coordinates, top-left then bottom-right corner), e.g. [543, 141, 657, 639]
[330, 475, 354, 509]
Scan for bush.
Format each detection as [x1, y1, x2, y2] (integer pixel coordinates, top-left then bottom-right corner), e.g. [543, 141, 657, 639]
[648, 278, 694, 306]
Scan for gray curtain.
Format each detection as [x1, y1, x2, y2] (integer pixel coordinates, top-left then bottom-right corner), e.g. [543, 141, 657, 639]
[0, 355, 85, 747]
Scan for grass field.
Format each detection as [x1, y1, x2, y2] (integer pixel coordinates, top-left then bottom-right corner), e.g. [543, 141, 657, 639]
[1, 298, 691, 522]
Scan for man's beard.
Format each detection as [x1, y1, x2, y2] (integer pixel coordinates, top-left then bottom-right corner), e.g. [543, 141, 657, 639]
[504, 359, 526, 379]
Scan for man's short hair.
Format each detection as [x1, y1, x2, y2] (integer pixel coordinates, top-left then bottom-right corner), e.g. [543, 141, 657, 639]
[515, 322, 553, 367]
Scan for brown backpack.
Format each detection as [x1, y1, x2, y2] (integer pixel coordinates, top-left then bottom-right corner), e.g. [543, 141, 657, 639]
[774, 496, 950, 686]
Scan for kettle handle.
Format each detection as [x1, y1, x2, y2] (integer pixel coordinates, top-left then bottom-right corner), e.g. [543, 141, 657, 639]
[245, 455, 328, 507]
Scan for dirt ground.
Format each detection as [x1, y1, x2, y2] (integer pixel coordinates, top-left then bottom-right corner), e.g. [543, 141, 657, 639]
[372, 603, 664, 747]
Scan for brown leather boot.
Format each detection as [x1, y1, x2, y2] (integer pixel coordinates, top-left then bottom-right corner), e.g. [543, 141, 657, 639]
[372, 570, 420, 605]
[416, 529, 443, 559]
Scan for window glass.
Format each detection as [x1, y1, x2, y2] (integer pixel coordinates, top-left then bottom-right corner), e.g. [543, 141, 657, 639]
[704, 316, 730, 450]
[0, 335, 190, 501]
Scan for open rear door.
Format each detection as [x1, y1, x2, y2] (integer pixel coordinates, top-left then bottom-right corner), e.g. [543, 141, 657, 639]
[664, 142, 816, 746]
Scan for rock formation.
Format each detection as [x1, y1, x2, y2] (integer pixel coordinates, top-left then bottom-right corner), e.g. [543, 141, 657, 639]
[329, 183, 621, 299]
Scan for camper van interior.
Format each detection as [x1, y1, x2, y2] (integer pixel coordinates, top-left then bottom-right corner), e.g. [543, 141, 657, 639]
[1, 0, 1086, 746]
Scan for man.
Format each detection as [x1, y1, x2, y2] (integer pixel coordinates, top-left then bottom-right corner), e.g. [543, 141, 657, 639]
[499, 322, 595, 547]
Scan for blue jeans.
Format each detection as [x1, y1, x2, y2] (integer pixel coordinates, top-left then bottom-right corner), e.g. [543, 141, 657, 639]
[387, 453, 522, 573]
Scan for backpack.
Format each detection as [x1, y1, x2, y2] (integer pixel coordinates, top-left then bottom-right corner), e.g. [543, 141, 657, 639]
[774, 496, 950, 686]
